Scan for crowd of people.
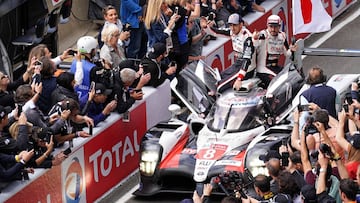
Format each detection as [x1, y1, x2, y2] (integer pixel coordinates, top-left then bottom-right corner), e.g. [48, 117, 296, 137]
[2, 0, 359, 202]
[183, 66, 360, 203]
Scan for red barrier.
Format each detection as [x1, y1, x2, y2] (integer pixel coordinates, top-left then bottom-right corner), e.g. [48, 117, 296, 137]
[1, 0, 355, 201]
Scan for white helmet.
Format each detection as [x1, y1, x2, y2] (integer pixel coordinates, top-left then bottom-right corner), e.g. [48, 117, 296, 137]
[267, 15, 281, 25]
[77, 36, 98, 54]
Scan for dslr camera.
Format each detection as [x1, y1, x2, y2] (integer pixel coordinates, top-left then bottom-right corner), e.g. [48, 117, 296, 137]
[304, 115, 318, 134]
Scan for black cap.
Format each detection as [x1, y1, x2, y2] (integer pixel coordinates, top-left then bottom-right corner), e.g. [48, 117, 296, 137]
[259, 150, 281, 162]
[301, 184, 317, 203]
[0, 105, 11, 119]
[351, 133, 360, 149]
[289, 151, 302, 164]
[95, 83, 112, 95]
[148, 43, 166, 59]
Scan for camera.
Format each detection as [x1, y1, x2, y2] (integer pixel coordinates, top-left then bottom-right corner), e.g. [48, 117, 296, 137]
[68, 49, 76, 56]
[208, 12, 215, 21]
[34, 60, 42, 66]
[343, 103, 349, 113]
[319, 143, 334, 158]
[17, 104, 22, 116]
[174, 6, 179, 15]
[210, 169, 254, 198]
[298, 104, 310, 112]
[304, 116, 318, 134]
[123, 23, 131, 32]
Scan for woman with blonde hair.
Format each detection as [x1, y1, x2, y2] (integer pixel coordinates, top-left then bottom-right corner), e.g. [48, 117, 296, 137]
[100, 23, 127, 70]
[144, 0, 178, 49]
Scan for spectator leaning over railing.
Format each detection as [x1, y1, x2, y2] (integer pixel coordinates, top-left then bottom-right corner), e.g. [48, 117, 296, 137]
[35, 56, 57, 114]
[140, 42, 176, 87]
[0, 149, 34, 182]
[112, 68, 144, 114]
[48, 98, 93, 147]
[0, 106, 29, 154]
[0, 68, 32, 108]
[79, 83, 117, 126]
[51, 72, 79, 106]
[70, 36, 99, 99]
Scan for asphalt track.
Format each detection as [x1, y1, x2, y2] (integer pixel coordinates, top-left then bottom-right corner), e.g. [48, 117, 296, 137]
[99, 1, 360, 202]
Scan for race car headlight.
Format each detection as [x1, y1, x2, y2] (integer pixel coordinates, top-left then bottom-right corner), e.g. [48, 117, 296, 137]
[139, 143, 162, 176]
[245, 148, 268, 177]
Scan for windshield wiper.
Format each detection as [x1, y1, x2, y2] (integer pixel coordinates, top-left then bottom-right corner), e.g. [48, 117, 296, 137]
[223, 104, 233, 130]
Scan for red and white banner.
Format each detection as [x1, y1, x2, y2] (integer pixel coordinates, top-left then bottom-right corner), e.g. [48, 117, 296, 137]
[292, 0, 332, 34]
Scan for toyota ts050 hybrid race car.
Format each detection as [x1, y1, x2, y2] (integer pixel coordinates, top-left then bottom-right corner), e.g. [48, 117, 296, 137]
[133, 57, 306, 196]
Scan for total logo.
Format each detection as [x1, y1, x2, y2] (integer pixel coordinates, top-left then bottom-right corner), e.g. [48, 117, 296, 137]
[65, 157, 85, 203]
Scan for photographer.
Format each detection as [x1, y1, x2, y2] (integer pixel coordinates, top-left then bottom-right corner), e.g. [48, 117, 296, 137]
[336, 109, 360, 180]
[291, 107, 343, 159]
[80, 83, 117, 126]
[294, 108, 342, 202]
[24, 128, 66, 168]
[140, 42, 176, 87]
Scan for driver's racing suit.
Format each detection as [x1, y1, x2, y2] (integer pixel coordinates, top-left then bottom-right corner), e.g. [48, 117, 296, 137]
[255, 29, 291, 86]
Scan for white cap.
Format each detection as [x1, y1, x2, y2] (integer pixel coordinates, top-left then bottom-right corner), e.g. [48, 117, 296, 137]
[267, 14, 281, 25]
[228, 13, 243, 25]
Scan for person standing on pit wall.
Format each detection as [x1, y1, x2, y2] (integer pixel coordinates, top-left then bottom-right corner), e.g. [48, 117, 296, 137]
[253, 14, 298, 88]
[120, 0, 148, 59]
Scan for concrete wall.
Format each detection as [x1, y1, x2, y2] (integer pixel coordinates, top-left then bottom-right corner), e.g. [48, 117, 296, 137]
[48, 0, 99, 53]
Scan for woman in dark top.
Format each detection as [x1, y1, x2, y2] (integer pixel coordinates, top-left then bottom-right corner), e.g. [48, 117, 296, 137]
[0, 66, 33, 108]
[36, 56, 57, 114]
[51, 72, 78, 106]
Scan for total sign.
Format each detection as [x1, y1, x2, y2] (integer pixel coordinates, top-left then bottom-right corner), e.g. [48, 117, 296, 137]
[82, 104, 147, 202]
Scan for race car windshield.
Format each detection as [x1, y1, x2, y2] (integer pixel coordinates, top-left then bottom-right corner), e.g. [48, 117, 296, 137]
[208, 99, 261, 131]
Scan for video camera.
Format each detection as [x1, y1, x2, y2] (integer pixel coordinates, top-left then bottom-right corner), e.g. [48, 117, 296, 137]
[210, 169, 254, 198]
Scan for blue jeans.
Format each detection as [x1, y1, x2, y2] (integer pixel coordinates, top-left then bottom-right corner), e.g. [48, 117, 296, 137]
[127, 22, 147, 59]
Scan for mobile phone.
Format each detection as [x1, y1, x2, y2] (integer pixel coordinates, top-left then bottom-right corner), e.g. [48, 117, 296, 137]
[89, 125, 93, 135]
[174, 6, 179, 15]
[66, 101, 70, 110]
[346, 96, 353, 105]
[170, 61, 176, 67]
[114, 94, 118, 101]
[17, 104, 22, 116]
[281, 138, 287, 146]
[63, 147, 72, 155]
[34, 60, 42, 66]
[68, 49, 76, 56]
[298, 104, 310, 112]
[33, 74, 41, 84]
[195, 183, 203, 196]
[123, 111, 130, 122]
[208, 12, 215, 21]
[343, 103, 349, 112]
[90, 81, 95, 91]
[134, 89, 142, 93]
[281, 152, 289, 166]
